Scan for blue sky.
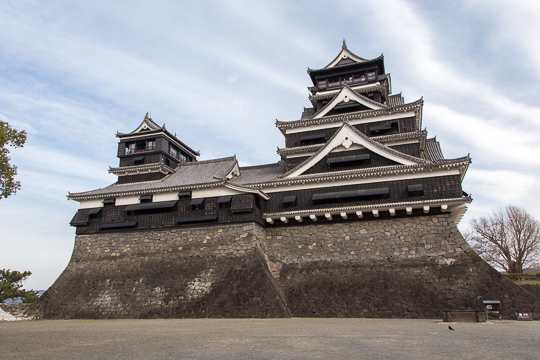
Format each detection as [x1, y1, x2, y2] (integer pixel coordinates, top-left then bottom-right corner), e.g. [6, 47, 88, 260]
[1, 0, 540, 290]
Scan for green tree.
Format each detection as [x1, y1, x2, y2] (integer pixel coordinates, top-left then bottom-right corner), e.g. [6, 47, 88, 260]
[0, 120, 27, 199]
[0, 269, 39, 303]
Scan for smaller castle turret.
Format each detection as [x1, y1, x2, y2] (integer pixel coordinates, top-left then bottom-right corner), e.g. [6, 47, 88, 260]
[110, 113, 200, 184]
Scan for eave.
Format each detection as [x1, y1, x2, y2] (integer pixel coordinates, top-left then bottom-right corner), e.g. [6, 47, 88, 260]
[263, 196, 472, 226]
[240, 158, 471, 189]
[276, 99, 424, 135]
[109, 162, 176, 176]
[67, 180, 227, 201]
[307, 54, 385, 83]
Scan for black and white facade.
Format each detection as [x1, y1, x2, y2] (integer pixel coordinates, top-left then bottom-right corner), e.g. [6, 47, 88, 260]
[68, 42, 471, 235]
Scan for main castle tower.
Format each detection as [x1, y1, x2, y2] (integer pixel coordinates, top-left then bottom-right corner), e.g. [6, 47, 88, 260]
[37, 42, 539, 319]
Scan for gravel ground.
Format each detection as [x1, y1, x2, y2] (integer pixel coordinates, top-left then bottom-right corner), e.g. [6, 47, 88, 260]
[1, 318, 538, 359]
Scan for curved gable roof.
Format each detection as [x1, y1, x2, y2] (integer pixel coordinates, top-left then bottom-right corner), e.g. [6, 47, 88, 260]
[310, 85, 387, 119]
[282, 123, 428, 179]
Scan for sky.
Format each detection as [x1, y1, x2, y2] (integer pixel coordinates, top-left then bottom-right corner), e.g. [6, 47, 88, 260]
[1, 0, 540, 290]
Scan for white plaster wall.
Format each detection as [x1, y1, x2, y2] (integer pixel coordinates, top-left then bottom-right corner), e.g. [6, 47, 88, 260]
[79, 199, 104, 209]
[116, 195, 141, 206]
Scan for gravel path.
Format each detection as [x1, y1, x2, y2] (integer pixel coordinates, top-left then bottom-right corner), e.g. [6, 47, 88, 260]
[1, 318, 538, 359]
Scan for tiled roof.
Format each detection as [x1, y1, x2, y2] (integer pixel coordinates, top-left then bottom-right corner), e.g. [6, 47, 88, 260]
[307, 85, 389, 120]
[276, 98, 424, 130]
[307, 54, 384, 74]
[423, 138, 445, 161]
[68, 157, 238, 200]
[278, 123, 429, 179]
[388, 94, 404, 107]
[230, 162, 287, 186]
[301, 108, 315, 119]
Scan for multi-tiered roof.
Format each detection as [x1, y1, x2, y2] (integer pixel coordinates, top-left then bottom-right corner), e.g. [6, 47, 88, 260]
[68, 43, 471, 232]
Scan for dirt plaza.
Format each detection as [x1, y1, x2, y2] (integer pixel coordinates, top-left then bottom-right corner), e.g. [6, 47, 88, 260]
[1, 318, 538, 360]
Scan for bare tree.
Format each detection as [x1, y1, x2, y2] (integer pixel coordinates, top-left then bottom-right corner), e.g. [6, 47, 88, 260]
[466, 206, 540, 273]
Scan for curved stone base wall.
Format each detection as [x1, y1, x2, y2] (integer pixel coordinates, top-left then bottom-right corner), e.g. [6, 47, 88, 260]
[37, 215, 540, 319]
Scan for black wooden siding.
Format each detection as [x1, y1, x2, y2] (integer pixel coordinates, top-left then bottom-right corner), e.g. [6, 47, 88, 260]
[74, 194, 265, 235]
[302, 149, 400, 175]
[263, 175, 463, 214]
[74, 175, 462, 234]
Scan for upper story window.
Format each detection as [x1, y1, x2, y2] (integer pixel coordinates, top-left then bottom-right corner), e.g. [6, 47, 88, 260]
[179, 154, 187, 163]
[125, 139, 156, 154]
[169, 145, 178, 158]
[318, 70, 379, 90]
[125, 143, 136, 154]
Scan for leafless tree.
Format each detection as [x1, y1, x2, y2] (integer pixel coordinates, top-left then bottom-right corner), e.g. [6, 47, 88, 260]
[466, 206, 540, 273]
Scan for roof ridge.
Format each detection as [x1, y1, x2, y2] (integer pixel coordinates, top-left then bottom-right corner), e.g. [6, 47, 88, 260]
[177, 156, 236, 167]
[239, 162, 283, 170]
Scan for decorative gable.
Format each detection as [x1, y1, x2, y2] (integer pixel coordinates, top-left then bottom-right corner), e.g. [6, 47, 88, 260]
[284, 124, 422, 178]
[132, 113, 162, 134]
[312, 86, 386, 119]
[324, 40, 368, 68]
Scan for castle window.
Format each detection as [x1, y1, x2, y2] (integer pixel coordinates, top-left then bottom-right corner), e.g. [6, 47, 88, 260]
[189, 198, 205, 210]
[125, 143, 136, 154]
[133, 156, 145, 165]
[282, 195, 297, 208]
[327, 154, 370, 169]
[103, 198, 115, 206]
[124, 201, 177, 214]
[217, 196, 232, 208]
[312, 187, 390, 205]
[300, 133, 326, 146]
[367, 71, 377, 82]
[318, 79, 327, 89]
[147, 140, 156, 150]
[353, 73, 366, 83]
[369, 122, 398, 136]
[407, 184, 424, 197]
[136, 141, 146, 152]
[170, 145, 178, 159]
[178, 192, 191, 199]
[179, 153, 187, 163]
[69, 207, 102, 227]
[328, 76, 340, 88]
[139, 195, 153, 203]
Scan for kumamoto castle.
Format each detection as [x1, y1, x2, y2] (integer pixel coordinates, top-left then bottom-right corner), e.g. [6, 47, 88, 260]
[37, 42, 540, 319]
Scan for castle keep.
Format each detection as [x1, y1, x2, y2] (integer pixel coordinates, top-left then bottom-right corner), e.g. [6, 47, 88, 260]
[38, 43, 540, 319]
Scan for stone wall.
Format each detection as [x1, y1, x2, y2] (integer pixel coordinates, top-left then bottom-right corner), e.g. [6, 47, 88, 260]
[37, 214, 540, 319]
[263, 215, 540, 318]
[37, 223, 289, 319]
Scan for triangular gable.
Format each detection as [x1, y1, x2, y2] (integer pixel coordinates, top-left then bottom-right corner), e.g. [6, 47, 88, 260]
[312, 86, 386, 119]
[132, 113, 162, 134]
[324, 41, 368, 69]
[284, 124, 423, 178]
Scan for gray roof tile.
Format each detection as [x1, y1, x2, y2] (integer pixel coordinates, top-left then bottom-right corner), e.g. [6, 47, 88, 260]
[69, 157, 238, 200]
